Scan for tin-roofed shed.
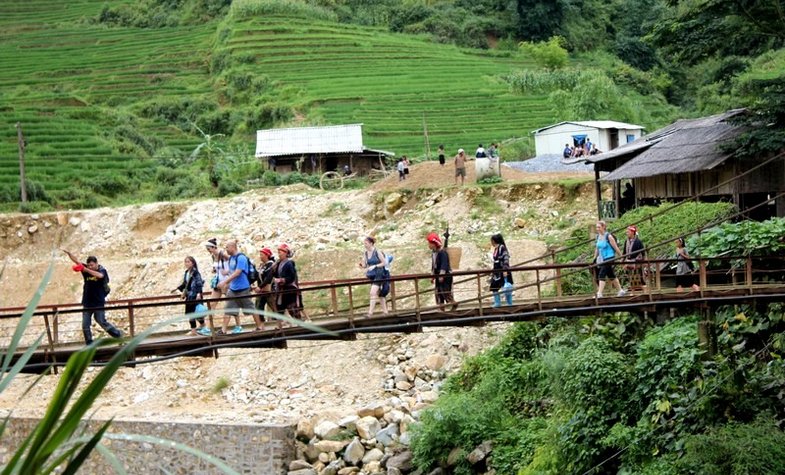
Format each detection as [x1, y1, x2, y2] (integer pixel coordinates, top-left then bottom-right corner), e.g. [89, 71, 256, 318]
[255, 124, 393, 175]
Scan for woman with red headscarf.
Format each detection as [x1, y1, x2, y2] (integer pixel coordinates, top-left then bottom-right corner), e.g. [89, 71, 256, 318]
[254, 247, 277, 320]
[427, 232, 457, 311]
[274, 243, 305, 320]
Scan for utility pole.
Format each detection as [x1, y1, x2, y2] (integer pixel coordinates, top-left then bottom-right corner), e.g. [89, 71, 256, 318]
[422, 112, 431, 160]
[16, 122, 27, 203]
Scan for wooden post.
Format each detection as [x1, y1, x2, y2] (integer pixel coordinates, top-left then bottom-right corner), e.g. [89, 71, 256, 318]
[52, 308, 59, 345]
[390, 280, 397, 313]
[699, 259, 707, 297]
[476, 274, 483, 316]
[330, 284, 339, 317]
[595, 169, 602, 218]
[128, 301, 135, 337]
[43, 313, 57, 374]
[745, 255, 753, 292]
[16, 122, 27, 203]
[655, 262, 661, 291]
[555, 267, 563, 297]
[347, 283, 355, 324]
[414, 279, 422, 322]
[536, 269, 542, 310]
[697, 308, 716, 358]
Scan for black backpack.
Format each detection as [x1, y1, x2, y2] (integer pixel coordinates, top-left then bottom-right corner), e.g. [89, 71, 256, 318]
[101, 266, 111, 295]
[234, 253, 259, 283]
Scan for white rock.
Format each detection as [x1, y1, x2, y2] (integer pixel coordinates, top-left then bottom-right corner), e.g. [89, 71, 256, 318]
[69, 216, 81, 226]
[314, 421, 342, 440]
[343, 438, 364, 465]
[355, 416, 381, 440]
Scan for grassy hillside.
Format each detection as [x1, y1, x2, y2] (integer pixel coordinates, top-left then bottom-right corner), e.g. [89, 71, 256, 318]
[218, 14, 551, 155]
[0, 0, 675, 210]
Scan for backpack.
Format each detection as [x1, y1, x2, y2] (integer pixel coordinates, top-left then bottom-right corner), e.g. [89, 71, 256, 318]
[101, 266, 111, 296]
[379, 268, 391, 297]
[232, 253, 258, 284]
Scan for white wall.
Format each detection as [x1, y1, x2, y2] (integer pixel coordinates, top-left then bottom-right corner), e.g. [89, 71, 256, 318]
[534, 123, 643, 156]
[534, 123, 599, 156]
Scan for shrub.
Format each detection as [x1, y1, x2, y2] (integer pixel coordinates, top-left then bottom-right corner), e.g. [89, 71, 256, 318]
[519, 37, 569, 70]
[230, 0, 338, 21]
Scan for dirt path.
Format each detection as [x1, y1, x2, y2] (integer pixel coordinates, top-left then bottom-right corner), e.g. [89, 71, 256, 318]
[372, 160, 592, 192]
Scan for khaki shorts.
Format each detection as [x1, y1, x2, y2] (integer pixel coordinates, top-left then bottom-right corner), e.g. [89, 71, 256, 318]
[455, 167, 466, 177]
[225, 289, 253, 315]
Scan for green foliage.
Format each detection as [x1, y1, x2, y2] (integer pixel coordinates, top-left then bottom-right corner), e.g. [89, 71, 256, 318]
[230, 0, 338, 21]
[674, 416, 785, 475]
[476, 175, 502, 185]
[692, 217, 785, 265]
[502, 69, 591, 94]
[519, 37, 569, 71]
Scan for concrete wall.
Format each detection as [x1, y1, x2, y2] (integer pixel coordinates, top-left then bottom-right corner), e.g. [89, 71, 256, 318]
[0, 417, 295, 474]
[534, 124, 643, 156]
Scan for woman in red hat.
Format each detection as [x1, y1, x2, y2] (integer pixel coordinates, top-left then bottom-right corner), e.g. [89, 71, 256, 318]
[622, 225, 647, 292]
[254, 247, 278, 319]
[274, 244, 306, 320]
[427, 232, 457, 311]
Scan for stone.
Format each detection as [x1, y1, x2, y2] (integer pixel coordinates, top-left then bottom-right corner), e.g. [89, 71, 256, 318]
[447, 448, 463, 467]
[419, 391, 439, 403]
[304, 442, 321, 462]
[315, 420, 342, 440]
[514, 217, 526, 228]
[363, 448, 384, 464]
[338, 415, 359, 432]
[343, 438, 365, 465]
[365, 461, 382, 473]
[290, 460, 313, 471]
[386, 451, 413, 472]
[318, 453, 331, 464]
[358, 403, 385, 418]
[466, 440, 493, 465]
[27, 225, 38, 234]
[338, 468, 360, 475]
[386, 468, 402, 475]
[68, 216, 81, 226]
[398, 432, 412, 446]
[427, 469, 445, 475]
[384, 193, 405, 214]
[424, 354, 446, 371]
[375, 424, 398, 447]
[315, 440, 349, 453]
[395, 381, 412, 391]
[288, 470, 316, 475]
[392, 368, 408, 383]
[355, 416, 381, 440]
[297, 419, 315, 440]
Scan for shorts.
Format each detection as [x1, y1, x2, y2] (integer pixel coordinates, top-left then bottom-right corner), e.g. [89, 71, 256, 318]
[225, 288, 253, 315]
[597, 263, 616, 279]
[455, 167, 466, 177]
[675, 273, 696, 287]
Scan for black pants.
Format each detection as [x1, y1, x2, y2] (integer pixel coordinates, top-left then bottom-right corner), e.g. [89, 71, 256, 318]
[185, 300, 205, 329]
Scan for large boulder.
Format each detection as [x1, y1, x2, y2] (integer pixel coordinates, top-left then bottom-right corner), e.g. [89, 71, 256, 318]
[375, 424, 399, 447]
[355, 416, 381, 440]
[343, 438, 365, 466]
[314, 420, 342, 440]
[386, 450, 413, 472]
[315, 440, 349, 453]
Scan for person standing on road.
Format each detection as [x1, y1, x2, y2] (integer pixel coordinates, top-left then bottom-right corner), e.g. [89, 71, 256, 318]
[454, 149, 467, 186]
[427, 232, 457, 311]
[173, 256, 207, 336]
[475, 144, 487, 158]
[63, 250, 123, 345]
[593, 220, 626, 298]
[217, 239, 263, 334]
[438, 144, 446, 166]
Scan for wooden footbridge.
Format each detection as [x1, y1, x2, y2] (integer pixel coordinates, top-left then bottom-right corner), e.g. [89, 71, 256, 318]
[2, 254, 784, 374]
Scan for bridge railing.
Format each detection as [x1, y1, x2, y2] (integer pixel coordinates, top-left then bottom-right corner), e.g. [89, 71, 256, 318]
[1, 255, 784, 351]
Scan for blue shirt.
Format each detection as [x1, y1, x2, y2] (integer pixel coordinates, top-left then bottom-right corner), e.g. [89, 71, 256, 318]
[229, 253, 251, 291]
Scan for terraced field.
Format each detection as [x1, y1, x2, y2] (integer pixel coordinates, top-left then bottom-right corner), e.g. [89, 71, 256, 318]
[0, 0, 212, 199]
[220, 16, 551, 156]
[0, 1, 558, 207]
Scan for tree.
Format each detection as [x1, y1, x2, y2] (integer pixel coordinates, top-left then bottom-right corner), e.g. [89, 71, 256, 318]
[516, 0, 565, 41]
[519, 36, 569, 70]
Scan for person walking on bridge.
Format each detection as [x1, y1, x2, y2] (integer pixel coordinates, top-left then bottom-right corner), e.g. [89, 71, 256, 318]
[593, 221, 626, 298]
[490, 233, 514, 307]
[254, 247, 277, 321]
[173, 256, 207, 336]
[217, 239, 263, 334]
[205, 238, 241, 333]
[427, 232, 457, 311]
[359, 236, 389, 317]
[274, 243, 306, 321]
[63, 250, 123, 345]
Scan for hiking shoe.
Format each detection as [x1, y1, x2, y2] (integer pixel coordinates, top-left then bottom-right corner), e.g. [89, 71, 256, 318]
[197, 327, 212, 336]
[215, 329, 226, 336]
[617, 289, 628, 297]
[596, 293, 603, 299]
[231, 326, 243, 334]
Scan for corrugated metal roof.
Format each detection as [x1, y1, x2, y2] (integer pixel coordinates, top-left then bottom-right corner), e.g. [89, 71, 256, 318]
[533, 120, 644, 134]
[255, 124, 365, 158]
[601, 110, 746, 181]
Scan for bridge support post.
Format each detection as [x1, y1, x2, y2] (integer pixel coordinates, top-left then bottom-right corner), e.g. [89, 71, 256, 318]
[43, 313, 57, 375]
[128, 301, 135, 337]
[697, 308, 716, 358]
[476, 274, 483, 316]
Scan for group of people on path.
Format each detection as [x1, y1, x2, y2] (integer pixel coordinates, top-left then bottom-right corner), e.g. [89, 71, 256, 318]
[64, 230, 518, 344]
[593, 220, 701, 298]
[434, 143, 499, 186]
[563, 140, 600, 159]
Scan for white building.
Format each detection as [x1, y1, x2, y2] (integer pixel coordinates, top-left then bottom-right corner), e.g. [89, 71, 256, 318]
[533, 120, 644, 157]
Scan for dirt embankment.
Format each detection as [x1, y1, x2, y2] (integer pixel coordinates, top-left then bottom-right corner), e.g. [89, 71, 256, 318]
[0, 174, 593, 425]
